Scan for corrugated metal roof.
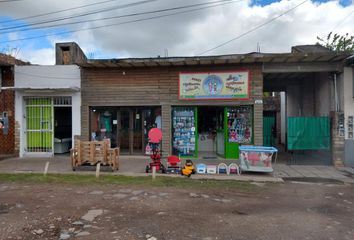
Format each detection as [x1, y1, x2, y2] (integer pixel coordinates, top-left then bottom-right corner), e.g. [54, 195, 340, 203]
[78, 52, 350, 68]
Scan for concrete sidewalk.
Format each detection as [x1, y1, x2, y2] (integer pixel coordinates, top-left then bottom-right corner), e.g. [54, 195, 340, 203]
[0, 155, 353, 184]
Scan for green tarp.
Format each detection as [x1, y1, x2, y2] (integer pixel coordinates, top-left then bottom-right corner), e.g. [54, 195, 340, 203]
[287, 117, 330, 150]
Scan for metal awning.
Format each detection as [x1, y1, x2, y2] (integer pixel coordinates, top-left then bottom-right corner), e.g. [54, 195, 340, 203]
[1, 87, 80, 92]
[77, 52, 351, 68]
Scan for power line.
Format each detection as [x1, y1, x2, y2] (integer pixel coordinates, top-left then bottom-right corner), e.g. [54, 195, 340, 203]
[0, 0, 120, 24]
[196, 0, 309, 56]
[0, 0, 243, 44]
[0, 0, 240, 35]
[0, 0, 23, 2]
[15, 71, 79, 80]
[330, 9, 354, 33]
[0, 0, 158, 31]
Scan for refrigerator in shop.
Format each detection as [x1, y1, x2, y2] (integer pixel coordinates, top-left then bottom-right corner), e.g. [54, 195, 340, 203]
[224, 106, 253, 159]
[172, 107, 198, 158]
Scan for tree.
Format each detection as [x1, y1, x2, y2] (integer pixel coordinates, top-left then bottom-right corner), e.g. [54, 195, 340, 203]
[317, 32, 354, 53]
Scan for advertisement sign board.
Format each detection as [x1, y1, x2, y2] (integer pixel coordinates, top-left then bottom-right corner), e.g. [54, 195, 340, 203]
[179, 71, 249, 100]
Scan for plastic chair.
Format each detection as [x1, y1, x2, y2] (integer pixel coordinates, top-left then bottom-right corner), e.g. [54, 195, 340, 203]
[228, 163, 240, 175]
[196, 163, 207, 174]
[206, 164, 217, 174]
[217, 163, 228, 174]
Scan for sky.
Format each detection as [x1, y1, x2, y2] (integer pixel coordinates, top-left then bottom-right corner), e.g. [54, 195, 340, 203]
[0, 0, 353, 64]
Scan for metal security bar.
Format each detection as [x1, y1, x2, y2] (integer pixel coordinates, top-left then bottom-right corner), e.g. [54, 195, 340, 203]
[25, 97, 54, 153]
[53, 97, 71, 106]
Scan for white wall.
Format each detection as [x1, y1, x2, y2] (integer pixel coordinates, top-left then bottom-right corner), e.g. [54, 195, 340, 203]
[15, 91, 81, 157]
[15, 65, 80, 89]
[14, 65, 81, 157]
[344, 67, 354, 140]
[286, 74, 334, 118]
[343, 67, 354, 167]
[314, 73, 332, 116]
[286, 85, 301, 117]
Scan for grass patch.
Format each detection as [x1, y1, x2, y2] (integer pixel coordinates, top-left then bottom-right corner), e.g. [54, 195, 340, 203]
[0, 173, 260, 191]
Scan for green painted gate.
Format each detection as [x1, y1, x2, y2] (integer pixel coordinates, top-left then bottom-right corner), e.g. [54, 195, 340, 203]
[263, 116, 275, 146]
[25, 98, 53, 153]
[287, 117, 330, 150]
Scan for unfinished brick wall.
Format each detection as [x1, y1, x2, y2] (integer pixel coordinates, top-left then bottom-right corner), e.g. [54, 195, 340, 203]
[0, 66, 16, 155]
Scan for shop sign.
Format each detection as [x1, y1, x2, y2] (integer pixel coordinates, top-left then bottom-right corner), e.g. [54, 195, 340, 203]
[179, 71, 249, 100]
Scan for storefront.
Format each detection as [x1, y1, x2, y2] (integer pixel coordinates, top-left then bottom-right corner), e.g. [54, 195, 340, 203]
[171, 105, 253, 159]
[79, 61, 263, 159]
[170, 71, 254, 159]
[53, 42, 262, 160]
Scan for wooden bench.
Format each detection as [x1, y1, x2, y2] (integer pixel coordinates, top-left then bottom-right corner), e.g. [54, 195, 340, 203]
[70, 140, 119, 171]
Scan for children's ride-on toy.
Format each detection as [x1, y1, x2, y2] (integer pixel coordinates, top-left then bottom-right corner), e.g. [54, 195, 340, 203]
[166, 155, 181, 174]
[145, 128, 166, 173]
[181, 159, 196, 177]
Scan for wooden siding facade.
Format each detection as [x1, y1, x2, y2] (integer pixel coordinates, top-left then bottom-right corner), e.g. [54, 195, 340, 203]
[81, 63, 263, 155]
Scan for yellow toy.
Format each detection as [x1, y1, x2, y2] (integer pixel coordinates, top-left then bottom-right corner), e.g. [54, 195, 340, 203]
[181, 159, 196, 177]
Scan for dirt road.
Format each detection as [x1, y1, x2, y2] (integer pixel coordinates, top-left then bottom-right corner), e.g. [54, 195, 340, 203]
[0, 179, 353, 240]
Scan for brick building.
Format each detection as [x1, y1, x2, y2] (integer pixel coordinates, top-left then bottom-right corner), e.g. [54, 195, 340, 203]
[0, 54, 28, 156]
[55, 42, 353, 164]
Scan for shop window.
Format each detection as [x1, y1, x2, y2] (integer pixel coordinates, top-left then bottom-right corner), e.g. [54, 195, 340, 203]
[227, 106, 253, 144]
[172, 107, 197, 157]
[90, 108, 117, 147]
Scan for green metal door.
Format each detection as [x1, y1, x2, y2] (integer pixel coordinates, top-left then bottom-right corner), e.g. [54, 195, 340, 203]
[25, 98, 53, 153]
[263, 116, 275, 146]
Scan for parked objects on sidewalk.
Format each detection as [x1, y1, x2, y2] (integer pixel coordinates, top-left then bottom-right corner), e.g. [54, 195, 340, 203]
[239, 146, 278, 173]
[217, 163, 228, 174]
[181, 159, 196, 177]
[166, 155, 181, 174]
[145, 128, 166, 173]
[196, 163, 207, 174]
[70, 140, 119, 171]
[206, 164, 217, 174]
[228, 163, 240, 175]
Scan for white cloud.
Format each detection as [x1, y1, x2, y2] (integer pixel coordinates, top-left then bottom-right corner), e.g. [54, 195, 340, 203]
[0, 0, 353, 64]
[18, 48, 55, 65]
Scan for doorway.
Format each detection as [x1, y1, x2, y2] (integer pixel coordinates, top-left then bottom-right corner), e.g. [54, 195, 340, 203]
[54, 106, 72, 154]
[118, 107, 160, 155]
[198, 106, 224, 159]
[25, 97, 72, 155]
[118, 110, 130, 154]
[263, 111, 276, 147]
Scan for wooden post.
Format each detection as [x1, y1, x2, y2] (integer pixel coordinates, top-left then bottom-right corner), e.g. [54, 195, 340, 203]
[43, 162, 50, 176]
[152, 166, 156, 180]
[96, 163, 101, 178]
